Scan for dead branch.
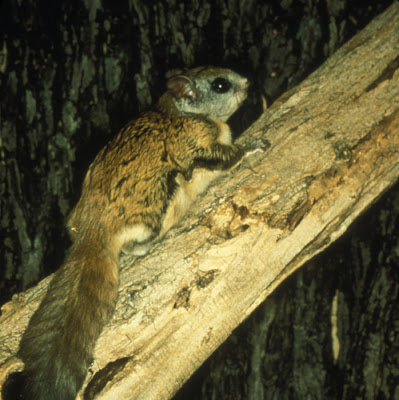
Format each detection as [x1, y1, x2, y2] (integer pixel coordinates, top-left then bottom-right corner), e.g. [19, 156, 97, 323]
[1, 4, 398, 400]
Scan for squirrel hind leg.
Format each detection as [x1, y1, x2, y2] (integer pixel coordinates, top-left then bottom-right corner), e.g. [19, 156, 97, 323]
[116, 223, 156, 257]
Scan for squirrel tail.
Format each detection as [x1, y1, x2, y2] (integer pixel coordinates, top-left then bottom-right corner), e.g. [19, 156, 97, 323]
[18, 239, 119, 400]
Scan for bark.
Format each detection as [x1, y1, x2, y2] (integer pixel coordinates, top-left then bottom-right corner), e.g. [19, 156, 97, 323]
[0, 0, 392, 304]
[174, 182, 399, 400]
[1, 3, 398, 400]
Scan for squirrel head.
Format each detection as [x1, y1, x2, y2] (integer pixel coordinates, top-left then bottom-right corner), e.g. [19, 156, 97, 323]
[159, 66, 249, 122]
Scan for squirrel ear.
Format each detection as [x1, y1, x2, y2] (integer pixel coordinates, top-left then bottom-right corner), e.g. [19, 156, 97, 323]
[166, 74, 199, 100]
[165, 68, 185, 80]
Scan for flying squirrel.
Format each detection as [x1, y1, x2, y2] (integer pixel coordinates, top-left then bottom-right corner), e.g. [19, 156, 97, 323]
[18, 66, 249, 400]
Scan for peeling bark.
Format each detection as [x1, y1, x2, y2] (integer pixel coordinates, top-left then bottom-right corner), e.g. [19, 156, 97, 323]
[0, 0, 392, 304]
[1, 4, 398, 400]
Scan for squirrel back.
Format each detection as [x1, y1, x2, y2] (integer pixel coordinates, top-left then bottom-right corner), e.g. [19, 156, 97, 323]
[18, 66, 249, 400]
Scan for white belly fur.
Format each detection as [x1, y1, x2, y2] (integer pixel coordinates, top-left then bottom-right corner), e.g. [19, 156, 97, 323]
[159, 168, 222, 237]
[160, 120, 233, 237]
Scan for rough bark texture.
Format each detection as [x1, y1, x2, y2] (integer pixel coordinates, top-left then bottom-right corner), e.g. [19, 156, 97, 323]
[175, 182, 399, 400]
[1, 3, 398, 400]
[0, 0, 392, 304]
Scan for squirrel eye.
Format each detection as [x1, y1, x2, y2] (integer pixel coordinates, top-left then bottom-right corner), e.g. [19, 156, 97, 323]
[211, 77, 232, 93]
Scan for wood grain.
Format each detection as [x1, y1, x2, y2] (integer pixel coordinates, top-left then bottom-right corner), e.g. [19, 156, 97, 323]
[1, 4, 398, 400]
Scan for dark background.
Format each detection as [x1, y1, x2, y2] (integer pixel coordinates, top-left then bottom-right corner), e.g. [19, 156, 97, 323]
[0, 1, 398, 398]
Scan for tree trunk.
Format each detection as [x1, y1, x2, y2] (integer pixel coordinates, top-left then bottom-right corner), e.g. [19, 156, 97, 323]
[1, 3, 398, 400]
[0, 0, 392, 304]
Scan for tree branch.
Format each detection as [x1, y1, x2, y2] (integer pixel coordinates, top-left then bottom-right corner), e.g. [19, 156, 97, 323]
[1, 4, 399, 400]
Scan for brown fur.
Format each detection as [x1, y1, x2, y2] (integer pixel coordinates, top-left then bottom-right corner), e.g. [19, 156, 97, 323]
[18, 67, 248, 400]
